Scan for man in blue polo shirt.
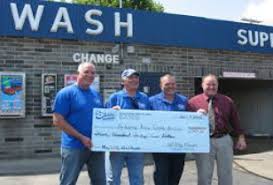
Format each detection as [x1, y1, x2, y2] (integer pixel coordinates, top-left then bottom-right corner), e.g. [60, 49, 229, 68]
[105, 69, 150, 185]
[53, 62, 106, 185]
[149, 74, 188, 185]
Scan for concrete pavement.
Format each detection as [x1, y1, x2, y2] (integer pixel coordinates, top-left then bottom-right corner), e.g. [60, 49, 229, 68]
[0, 151, 272, 184]
[234, 151, 273, 181]
[0, 160, 272, 185]
[0, 157, 60, 176]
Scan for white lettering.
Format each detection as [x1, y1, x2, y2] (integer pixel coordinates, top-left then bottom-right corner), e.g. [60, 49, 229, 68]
[237, 29, 248, 45]
[271, 33, 273, 48]
[81, 53, 89, 62]
[72, 53, 120, 64]
[9, 3, 135, 39]
[115, 12, 133, 37]
[105, 54, 112, 63]
[85, 9, 103, 35]
[72, 53, 81, 62]
[10, 3, 44, 31]
[51, 7, 73, 33]
[97, 54, 104, 63]
[248, 30, 259, 46]
[90, 54, 97, 63]
[259, 32, 269, 47]
[113, 55, 120, 64]
[238, 29, 273, 49]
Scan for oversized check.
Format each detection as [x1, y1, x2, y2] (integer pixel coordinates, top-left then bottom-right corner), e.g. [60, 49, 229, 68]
[92, 108, 209, 153]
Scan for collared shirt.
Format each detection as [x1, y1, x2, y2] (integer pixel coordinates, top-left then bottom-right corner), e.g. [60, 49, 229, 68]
[149, 92, 188, 111]
[53, 84, 103, 149]
[105, 89, 150, 110]
[188, 93, 243, 135]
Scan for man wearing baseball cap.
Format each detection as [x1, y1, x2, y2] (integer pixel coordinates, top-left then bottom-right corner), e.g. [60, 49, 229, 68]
[105, 68, 150, 185]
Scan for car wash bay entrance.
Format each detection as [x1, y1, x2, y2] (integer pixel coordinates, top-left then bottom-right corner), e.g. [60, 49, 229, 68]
[194, 78, 273, 136]
[139, 72, 163, 97]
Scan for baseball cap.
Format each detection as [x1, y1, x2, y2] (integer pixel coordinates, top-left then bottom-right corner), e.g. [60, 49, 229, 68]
[121, 69, 139, 79]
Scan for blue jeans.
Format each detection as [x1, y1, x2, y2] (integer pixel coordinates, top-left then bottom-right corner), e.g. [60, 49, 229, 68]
[109, 152, 144, 185]
[60, 148, 106, 185]
[153, 153, 186, 185]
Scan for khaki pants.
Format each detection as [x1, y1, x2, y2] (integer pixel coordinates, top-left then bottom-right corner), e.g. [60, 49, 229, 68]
[195, 135, 233, 185]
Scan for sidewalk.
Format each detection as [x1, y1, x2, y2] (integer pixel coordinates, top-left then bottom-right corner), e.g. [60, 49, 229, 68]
[234, 151, 273, 181]
[0, 151, 272, 180]
[0, 157, 60, 176]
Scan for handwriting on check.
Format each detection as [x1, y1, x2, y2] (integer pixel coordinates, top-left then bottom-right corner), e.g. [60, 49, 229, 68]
[92, 109, 209, 153]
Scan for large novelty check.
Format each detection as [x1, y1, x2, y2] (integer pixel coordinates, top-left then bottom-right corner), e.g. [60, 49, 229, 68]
[91, 108, 209, 153]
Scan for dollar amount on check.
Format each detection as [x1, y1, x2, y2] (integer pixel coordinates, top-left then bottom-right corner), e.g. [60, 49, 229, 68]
[92, 108, 209, 153]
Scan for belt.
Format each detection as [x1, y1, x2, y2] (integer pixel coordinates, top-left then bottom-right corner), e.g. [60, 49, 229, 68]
[210, 133, 228, 138]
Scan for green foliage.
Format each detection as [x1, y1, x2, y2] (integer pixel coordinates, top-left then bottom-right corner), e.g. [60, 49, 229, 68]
[72, 0, 164, 12]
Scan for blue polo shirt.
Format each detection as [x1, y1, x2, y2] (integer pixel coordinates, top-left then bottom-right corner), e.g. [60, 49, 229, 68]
[53, 84, 103, 149]
[106, 89, 150, 110]
[149, 92, 188, 111]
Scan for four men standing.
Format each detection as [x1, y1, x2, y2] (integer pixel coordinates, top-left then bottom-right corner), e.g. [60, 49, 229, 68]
[53, 63, 246, 185]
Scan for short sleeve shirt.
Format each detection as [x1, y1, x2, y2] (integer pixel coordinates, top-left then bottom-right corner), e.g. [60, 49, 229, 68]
[53, 84, 103, 148]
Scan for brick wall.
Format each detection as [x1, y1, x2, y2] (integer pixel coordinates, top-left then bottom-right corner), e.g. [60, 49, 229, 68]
[0, 37, 272, 159]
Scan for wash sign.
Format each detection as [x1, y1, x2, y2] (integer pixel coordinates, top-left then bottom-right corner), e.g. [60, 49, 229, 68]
[0, 0, 273, 54]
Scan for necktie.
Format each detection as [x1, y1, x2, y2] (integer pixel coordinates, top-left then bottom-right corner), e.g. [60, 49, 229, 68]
[130, 97, 139, 109]
[208, 97, 215, 135]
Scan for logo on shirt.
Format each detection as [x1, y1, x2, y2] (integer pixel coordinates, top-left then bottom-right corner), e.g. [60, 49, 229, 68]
[94, 99, 102, 106]
[138, 103, 146, 109]
[177, 104, 185, 110]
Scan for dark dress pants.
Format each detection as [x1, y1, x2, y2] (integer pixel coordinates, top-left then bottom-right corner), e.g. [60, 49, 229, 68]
[153, 153, 186, 185]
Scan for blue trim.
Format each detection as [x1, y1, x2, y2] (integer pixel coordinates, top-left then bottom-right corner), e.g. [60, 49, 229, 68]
[1, 0, 273, 54]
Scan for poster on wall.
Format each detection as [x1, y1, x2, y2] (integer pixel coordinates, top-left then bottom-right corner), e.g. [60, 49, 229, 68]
[41, 73, 57, 117]
[0, 72, 25, 118]
[64, 74, 78, 87]
[64, 74, 100, 91]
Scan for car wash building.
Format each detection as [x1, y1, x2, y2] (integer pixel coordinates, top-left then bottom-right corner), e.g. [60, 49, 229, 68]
[0, 0, 273, 159]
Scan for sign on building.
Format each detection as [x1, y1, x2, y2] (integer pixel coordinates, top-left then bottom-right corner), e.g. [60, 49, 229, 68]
[1, 0, 273, 54]
[73, 53, 120, 65]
